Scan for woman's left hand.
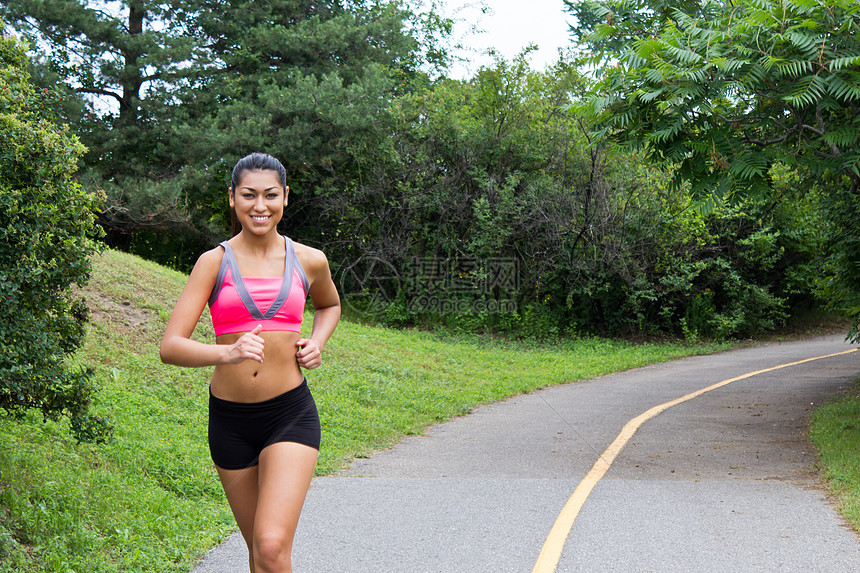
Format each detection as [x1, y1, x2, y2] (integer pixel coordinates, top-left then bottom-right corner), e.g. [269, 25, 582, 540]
[295, 338, 322, 369]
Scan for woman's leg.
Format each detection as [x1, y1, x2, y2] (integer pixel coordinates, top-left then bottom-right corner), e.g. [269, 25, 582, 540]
[216, 464, 260, 572]
[252, 442, 318, 573]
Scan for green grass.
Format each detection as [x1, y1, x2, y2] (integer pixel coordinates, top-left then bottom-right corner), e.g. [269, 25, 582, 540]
[0, 249, 732, 571]
[809, 378, 860, 532]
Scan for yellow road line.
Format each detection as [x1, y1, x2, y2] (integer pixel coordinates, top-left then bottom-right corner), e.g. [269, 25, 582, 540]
[532, 347, 859, 573]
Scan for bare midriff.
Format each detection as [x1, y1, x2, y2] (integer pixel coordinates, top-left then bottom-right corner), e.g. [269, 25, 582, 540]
[210, 331, 304, 403]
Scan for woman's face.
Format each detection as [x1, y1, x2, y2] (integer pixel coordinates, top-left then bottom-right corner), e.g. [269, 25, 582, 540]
[229, 169, 289, 236]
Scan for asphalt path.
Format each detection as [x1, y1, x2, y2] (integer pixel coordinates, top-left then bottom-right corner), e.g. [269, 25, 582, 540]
[191, 335, 860, 572]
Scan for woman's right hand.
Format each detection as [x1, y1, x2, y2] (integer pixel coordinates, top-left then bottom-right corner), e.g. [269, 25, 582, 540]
[225, 324, 265, 364]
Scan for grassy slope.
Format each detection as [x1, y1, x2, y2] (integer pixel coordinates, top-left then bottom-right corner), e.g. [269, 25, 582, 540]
[0, 249, 742, 571]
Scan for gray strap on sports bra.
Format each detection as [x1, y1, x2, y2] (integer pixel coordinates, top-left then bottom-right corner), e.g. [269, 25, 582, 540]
[208, 236, 307, 318]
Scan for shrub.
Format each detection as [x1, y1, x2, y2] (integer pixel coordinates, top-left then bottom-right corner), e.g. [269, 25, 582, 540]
[0, 22, 109, 441]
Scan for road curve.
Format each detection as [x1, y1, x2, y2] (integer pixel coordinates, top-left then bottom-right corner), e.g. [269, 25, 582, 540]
[191, 335, 860, 572]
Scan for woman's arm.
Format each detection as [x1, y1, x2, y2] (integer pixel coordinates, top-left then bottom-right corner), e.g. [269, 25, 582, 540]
[295, 246, 341, 369]
[160, 248, 265, 367]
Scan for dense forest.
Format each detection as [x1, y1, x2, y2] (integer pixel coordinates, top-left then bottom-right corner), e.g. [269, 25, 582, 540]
[1, 0, 858, 427]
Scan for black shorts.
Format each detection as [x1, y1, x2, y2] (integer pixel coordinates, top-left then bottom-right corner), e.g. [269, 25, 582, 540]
[208, 379, 321, 470]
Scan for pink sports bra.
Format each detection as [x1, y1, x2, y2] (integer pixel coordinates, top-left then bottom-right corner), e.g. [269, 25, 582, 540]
[208, 236, 309, 336]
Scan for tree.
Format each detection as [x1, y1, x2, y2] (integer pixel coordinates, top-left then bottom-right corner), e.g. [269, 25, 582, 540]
[0, 21, 109, 441]
[0, 1, 447, 270]
[176, 0, 434, 242]
[0, 1, 218, 268]
[0, 0, 202, 176]
[567, 0, 860, 339]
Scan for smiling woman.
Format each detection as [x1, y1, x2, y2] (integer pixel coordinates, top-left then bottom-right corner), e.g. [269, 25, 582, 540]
[230, 172, 286, 236]
[227, 154, 290, 237]
[159, 152, 341, 573]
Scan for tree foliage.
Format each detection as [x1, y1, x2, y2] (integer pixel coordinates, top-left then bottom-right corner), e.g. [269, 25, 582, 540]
[175, 0, 437, 252]
[567, 0, 860, 338]
[323, 54, 818, 339]
[1, 1, 836, 341]
[0, 0, 202, 175]
[0, 1, 441, 270]
[0, 21, 109, 441]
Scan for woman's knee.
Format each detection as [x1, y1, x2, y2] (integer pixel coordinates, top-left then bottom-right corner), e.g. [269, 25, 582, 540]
[253, 531, 291, 571]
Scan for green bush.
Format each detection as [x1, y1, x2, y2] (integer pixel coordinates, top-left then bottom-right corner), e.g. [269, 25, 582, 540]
[326, 56, 825, 341]
[0, 22, 108, 441]
[620, 194, 804, 339]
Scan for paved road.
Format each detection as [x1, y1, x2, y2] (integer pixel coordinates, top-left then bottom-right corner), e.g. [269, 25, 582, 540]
[191, 335, 860, 572]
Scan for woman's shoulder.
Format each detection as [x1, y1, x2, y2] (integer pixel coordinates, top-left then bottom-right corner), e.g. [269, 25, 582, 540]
[190, 245, 226, 276]
[198, 244, 227, 264]
[292, 241, 330, 274]
[173, 245, 225, 300]
[293, 241, 327, 262]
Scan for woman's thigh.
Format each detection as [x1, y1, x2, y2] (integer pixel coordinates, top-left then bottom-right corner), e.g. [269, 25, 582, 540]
[254, 442, 318, 540]
[216, 464, 260, 545]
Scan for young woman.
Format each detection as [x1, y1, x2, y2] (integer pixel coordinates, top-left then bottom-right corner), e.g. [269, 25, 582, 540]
[160, 153, 340, 573]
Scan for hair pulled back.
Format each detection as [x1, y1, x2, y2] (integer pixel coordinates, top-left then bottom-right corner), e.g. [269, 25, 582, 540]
[229, 152, 288, 236]
[230, 152, 287, 191]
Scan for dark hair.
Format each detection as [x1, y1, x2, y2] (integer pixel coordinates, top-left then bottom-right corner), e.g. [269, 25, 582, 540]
[230, 152, 287, 191]
[229, 152, 288, 236]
